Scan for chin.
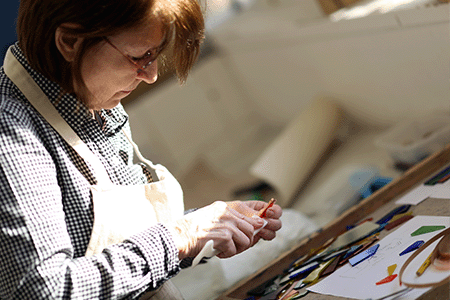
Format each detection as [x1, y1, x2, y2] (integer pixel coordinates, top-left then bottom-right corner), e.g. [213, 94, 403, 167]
[88, 90, 129, 110]
[104, 94, 125, 109]
[104, 100, 122, 110]
[89, 100, 121, 111]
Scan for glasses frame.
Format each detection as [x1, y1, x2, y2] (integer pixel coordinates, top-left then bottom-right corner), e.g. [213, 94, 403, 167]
[104, 37, 159, 73]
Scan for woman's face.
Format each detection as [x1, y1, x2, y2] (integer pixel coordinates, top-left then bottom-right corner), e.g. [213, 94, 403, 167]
[80, 20, 165, 111]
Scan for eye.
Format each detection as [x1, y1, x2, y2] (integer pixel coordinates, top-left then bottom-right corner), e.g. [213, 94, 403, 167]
[131, 51, 154, 63]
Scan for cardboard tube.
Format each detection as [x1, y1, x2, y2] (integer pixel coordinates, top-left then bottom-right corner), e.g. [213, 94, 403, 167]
[249, 97, 343, 206]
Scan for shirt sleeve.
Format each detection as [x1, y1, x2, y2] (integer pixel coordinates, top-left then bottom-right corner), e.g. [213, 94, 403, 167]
[0, 102, 180, 299]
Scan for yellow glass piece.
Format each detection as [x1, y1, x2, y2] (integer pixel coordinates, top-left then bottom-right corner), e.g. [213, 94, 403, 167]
[388, 264, 397, 276]
[390, 212, 412, 223]
[303, 258, 335, 284]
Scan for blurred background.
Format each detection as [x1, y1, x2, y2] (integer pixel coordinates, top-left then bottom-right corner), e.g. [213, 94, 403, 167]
[2, 1, 449, 298]
[122, 0, 450, 220]
[3, 0, 449, 246]
[1, 1, 20, 62]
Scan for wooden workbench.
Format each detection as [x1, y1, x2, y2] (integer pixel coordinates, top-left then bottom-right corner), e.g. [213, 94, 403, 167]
[218, 144, 450, 300]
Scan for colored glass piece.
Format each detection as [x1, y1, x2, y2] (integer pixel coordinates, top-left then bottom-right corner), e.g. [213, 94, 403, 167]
[385, 215, 414, 231]
[387, 264, 397, 276]
[399, 240, 424, 256]
[349, 244, 380, 266]
[411, 226, 446, 236]
[376, 274, 398, 285]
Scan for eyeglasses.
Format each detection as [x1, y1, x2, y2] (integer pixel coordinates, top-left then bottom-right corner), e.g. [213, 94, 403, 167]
[104, 37, 161, 73]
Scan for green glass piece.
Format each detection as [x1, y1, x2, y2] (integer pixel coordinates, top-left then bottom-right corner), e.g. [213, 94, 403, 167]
[411, 226, 446, 236]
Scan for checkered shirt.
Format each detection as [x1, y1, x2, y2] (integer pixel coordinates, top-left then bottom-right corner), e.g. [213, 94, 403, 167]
[0, 43, 180, 299]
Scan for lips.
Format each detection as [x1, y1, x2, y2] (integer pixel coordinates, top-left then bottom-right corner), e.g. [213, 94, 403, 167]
[122, 85, 139, 94]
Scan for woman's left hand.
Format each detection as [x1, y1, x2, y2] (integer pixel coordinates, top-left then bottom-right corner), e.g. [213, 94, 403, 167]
[227, 200, 282, 243]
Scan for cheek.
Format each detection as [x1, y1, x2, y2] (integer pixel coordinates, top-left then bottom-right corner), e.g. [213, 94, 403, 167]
[80, 52, 106, 94]
[81, 57, 131, 101]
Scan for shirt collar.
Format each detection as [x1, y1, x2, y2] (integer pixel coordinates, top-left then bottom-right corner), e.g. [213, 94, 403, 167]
[10, 43, 128, 137]
[96, 106, 129, 137]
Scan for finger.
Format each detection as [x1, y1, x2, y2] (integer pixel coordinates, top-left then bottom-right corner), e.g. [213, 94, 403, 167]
[231, 214, 257, 244]
[232, 214, 272, 252]
[216, 240, 236, 258]
[243, 200, 266, 211]
[227, 201, 259, 218]
[211, 230, 237, 258]
[263, 204, 282, 219]
[233, 230, 253, 254]
[256, 228, 277, 241]
[214, 225, 251, 257]
[252, 235, 261, 246]
[227, 206, 266, 232]
[264, 218, 282, 232]
[205, 215, 253, 255]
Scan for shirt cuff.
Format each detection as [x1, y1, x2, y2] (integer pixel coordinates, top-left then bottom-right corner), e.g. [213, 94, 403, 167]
[126, 223, 180, 287]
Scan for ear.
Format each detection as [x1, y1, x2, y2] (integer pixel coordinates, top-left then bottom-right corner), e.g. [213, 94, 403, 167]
[55, 23, 84, 62]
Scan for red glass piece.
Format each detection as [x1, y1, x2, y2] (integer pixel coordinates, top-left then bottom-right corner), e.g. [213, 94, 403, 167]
[376, 274, 398, 285]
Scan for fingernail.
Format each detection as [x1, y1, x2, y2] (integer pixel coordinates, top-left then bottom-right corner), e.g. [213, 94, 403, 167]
[264, 209, 274, 218]
[256, 218, 265, 226]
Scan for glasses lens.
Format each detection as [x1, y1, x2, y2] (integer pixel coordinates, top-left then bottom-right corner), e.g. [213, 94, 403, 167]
[136, 53, 158, 70]
[105, 37, 160, 71]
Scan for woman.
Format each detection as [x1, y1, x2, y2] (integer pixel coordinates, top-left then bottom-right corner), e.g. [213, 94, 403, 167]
[0, 0, 282, 299]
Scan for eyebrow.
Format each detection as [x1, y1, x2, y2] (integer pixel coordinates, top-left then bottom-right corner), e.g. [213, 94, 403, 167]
[138, 33, 169, 57]
[156, 34, 169, 52]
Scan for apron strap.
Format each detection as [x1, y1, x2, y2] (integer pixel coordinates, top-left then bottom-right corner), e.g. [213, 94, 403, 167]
[4, 48, 184, 299]
[3, 48, 113, 186]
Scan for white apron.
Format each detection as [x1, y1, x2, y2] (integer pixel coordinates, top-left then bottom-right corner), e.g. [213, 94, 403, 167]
[4, 48, 184, 299]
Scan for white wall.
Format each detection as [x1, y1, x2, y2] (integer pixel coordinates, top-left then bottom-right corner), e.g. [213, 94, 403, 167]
[125, 3, 450, 177]
[210, 4, 450, 127]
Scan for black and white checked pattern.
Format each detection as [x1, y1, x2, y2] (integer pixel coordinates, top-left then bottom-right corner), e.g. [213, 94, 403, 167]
[0, 43, 180, 299]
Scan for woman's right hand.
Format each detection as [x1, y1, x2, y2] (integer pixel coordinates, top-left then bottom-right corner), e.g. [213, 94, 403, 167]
[167, 201, 266, 260]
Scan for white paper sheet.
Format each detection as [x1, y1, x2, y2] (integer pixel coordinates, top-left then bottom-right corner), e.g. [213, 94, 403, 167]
[307, 215, 450, 300]
[395, 185, 435, 205]
[430, 180, 450, 199]
[396, 181, 450, 205]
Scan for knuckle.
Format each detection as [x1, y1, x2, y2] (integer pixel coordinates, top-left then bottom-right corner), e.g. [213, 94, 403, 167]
[213, 200, 227, 210]
[220, 229, 232, 241]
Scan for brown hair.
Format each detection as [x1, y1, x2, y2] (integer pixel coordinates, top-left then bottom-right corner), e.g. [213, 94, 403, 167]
[17, 0, 204, 101]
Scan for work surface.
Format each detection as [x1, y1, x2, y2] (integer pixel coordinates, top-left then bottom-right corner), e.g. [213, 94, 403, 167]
[219, 145, 450, 300]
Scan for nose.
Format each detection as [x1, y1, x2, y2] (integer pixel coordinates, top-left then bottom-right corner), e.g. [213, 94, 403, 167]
[136, 61, 158, 84]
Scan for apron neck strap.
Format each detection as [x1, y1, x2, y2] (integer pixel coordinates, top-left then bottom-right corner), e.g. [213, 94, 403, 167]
[3, 47, 113, 186]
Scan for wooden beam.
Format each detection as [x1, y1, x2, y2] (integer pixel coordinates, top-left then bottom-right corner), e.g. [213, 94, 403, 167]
[221, 143, 450, 299]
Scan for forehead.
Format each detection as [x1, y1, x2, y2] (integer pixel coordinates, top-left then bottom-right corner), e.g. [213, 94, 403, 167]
[109, 19, 166, 52]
